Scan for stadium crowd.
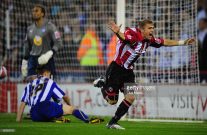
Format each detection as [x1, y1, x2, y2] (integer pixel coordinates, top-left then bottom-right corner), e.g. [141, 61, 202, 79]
[0, 0, 206, 83]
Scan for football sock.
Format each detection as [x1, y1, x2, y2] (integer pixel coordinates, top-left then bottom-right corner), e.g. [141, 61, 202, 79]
[72, 109, 89, 123]
[108, 99, 131, 125]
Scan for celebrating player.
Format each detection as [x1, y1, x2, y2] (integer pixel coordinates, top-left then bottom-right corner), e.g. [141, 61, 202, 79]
[93, 20, 195, 129]
[21, 3, 62, 80]
[16, 66, 89, 123]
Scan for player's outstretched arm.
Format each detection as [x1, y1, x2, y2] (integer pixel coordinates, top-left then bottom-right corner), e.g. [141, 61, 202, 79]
[108, 21, 125, 41]
[16, 102, 26, 122]
[163, 37, 195, 46]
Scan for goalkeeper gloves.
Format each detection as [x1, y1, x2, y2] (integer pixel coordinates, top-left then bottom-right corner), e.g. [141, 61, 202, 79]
[38, 50, 53, 65]
[21, 59, 28, 77]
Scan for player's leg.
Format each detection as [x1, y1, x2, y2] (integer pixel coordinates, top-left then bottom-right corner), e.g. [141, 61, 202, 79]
[100, 62, 121, 105]
[27, 56, 38, 79]
[93, 61, 115, 88]
[107, 94, 135, 124]
[101, 84, 127, 129]
[107, 68, 135, 129]
[62, 104, 89, 123]
[101, 85, 119, 105]
[30, 101, 63, 122]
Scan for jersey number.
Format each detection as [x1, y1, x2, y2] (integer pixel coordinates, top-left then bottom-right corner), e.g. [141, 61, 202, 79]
[30, 83, 44, 97]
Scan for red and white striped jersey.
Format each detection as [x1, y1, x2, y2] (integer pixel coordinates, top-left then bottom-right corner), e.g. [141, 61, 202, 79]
[114, 27, 164, 69]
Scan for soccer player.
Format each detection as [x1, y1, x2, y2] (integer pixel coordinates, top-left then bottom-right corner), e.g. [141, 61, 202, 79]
[16, 66, 89, 123]
[21, 3, 62, 80]
[93, 20, 195, 129]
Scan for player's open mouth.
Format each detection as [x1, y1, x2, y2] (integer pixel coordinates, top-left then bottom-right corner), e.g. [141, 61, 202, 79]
[149, 34, 153, 38]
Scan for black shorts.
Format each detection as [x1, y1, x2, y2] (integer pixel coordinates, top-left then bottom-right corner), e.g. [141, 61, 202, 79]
[28, 55, 56, 76]
[101, 61, 135, 104]
[103, 61, 135, 93]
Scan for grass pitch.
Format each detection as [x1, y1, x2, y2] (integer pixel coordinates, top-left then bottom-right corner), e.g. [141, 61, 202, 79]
[0, 113, 207, 135]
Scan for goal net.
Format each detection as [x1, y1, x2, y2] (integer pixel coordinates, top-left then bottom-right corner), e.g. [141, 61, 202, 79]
[124, 0, 199, 120]
[0, 0, 201, 119]
[0, 0, 198, 84]
[125, 0, 198, 85]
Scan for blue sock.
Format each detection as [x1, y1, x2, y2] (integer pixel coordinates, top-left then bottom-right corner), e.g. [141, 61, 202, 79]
[72, 109, 89, 123]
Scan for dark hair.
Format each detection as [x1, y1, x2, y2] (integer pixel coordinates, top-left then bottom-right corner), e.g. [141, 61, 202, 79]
[34, 4, 46, 17]
[36, 66, 50, 75]
[200, 18, 207, 23]
[138, 19, 153, 28]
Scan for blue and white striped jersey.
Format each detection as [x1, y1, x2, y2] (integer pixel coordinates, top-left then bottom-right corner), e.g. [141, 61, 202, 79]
[21, 76, 65, 108]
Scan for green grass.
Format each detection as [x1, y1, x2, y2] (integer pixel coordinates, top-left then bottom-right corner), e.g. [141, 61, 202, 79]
[0, 113, 207, 135]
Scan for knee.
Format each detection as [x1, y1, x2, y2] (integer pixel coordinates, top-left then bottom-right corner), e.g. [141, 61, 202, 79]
[102, 88, 119, 105]
[125, 94, 135, 103]
[106, 98, 118, 105]
[62, 104, 75, 115]
[104, 95, 118, 105]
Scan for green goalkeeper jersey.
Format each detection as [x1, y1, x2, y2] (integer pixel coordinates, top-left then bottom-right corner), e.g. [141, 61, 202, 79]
[23, 19, 62, 59]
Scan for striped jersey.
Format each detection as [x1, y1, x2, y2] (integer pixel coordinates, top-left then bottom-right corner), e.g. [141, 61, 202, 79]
[114, 27, 164, 69]
[21, 76, 65, 109]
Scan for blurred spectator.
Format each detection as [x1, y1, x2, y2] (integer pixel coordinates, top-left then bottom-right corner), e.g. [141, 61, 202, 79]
[77, 22, 104, 82]
[198, 18, 207, 83]
[107, 34, 117, 65]
[71, 18, 82, 68]
[198, 0, 207, 22]
[57, 9, 81, 70]
[51, 1, 60, 16]
[198, 18, 207, 45]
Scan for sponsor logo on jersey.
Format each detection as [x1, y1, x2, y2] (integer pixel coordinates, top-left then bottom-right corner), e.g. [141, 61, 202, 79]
[54, 31, 61, 39]
[127, 34, 132, 40]
[108, 87, 114, 92]
[155, 38, 161, 44]
[33, 35, 42, 46]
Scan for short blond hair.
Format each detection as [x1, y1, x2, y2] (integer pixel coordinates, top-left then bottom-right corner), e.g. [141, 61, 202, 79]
[139, 19, 153, 28]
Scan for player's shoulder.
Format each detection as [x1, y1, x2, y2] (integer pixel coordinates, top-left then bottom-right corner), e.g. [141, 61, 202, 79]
[126, 27, 139, 31]
[27, 23, 35, 31]
[47, 20, 56, 27]
[45, 21, 58, 32]
[47, 20, 53, 25]
[30, 76, 52, 84]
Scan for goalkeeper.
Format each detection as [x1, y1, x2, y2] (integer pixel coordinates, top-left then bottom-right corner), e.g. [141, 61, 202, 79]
[93, 20, 195, 129]
[16, 66, 103, 124]
[21, 3, 62, 80]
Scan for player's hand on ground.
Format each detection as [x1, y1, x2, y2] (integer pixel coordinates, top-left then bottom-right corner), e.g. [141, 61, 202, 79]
[38, 50, 53, 65]
[184, 37, 196, 45]
[108, 21, 122, 34]
[21, 59, 28, 77]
